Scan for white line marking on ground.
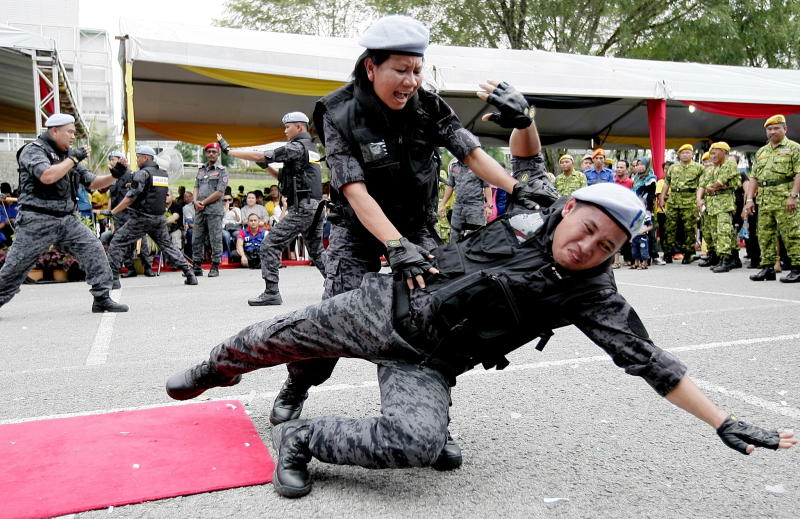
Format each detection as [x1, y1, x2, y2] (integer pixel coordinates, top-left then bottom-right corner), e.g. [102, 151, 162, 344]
[4, 332, 797, 425]
[618, 281, 800, 304]
[84, 288, 121, 366]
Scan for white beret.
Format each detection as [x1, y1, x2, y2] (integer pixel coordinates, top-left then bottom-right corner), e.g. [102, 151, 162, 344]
[44, 113, 75, 127]
[281, 112, 309, 124]
[107, 150, 124, 159]
[358, 15, 429, 56]
[136, 145, 156, 157]
[571, 183, 646, 238]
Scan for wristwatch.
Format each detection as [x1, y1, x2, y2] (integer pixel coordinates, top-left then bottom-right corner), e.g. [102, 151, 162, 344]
[792, 193, 800, 199]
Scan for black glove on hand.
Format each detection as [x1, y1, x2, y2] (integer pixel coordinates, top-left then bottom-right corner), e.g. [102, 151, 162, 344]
[385, 237, 434, 282]
[717, 415, 780, 454]
[217, 137, 230, 154]
[110, 162, 127, 179]
[510, 178, 560, 211]
[68, 147, 89, 163]
[485, 81, 532, 129]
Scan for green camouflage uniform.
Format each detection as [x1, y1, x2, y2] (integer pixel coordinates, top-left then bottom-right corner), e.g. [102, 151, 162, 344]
[701, 160, 741, 256]
[663, 161, 704, 255]
[554, 170, 587, 196]
[751, 137, 800, 264]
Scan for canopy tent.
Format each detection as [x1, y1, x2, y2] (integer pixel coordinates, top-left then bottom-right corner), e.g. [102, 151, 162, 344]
[0, 24, 87, 136]
[119, 19, 800, 178]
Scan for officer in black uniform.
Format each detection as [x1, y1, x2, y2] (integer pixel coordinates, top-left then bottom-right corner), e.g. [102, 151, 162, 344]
[104, 146, 198, 287]
[216, 111, 326, 305]
[0, 113, 127, 313]
[166, 181, 796, 498]
[107, 150, 154, 278]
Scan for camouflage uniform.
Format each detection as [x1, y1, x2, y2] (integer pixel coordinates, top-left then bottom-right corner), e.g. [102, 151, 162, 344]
[700, 160, 741, 256]
[751, 137, 800, 265]
[554, 170, 587, 196]
[109, 169, 151, 271]
[205, 201, 686, 470]
[192, 163, 228, 265]
[0, 134, 113, 306]
[445, 161, 488, 242]
[663, 161, 703, 255]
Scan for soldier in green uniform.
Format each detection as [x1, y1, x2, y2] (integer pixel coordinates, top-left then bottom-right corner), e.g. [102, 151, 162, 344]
[696, 142, 741, 273]
[659, 144, 703, 264]
[554, 154, 587, 196]
[743, 114, 800, 282]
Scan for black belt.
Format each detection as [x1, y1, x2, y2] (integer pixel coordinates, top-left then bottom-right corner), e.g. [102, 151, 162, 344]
[670, 187, 696, 193]
[706, 188, 731, 196]
[21, 205, 74, 217]
[758, 178, 794, 187]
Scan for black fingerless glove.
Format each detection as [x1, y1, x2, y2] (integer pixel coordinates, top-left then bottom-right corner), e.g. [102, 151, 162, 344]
[111, 162, 127, 179]
[510, 178, 560, 211]
[385, 237, 433, 282]
[217, 137, 230, 154]
[717, 415, 779, 455]
[485, 81, 533, 129]
[68, 147, 88, 163]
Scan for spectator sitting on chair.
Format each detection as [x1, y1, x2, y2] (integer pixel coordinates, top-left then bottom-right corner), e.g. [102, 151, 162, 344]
[237, 213, 267, 269]
[241, 192, 269, 228]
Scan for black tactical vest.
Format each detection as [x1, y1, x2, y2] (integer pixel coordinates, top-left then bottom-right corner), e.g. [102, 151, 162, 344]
[132, 161, 169, 216]
[281, 132, 322, 206]
[16, 134, 80, 213]
[314, 83, 440, 234]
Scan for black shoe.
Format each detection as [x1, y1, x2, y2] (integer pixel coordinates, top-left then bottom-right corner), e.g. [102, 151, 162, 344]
[193, 267, 204, 277]
[143, 268, 156, 277]
[747, 260, 762, 269]
[750, 266, 776, 281]
[780, 267, 800, 283]
[121, 269, 138, 278]
[698, 253, 719, 267]
[271, 421, 313, 498]
[248, 290, 283, 306]
[165, 360, 241, 400]
[711, 256, 734, 273]
[431, 434, 463, 471]
[184, 271, 198, 285]
[270, 379, 310, 425]
[208, 264, 220, 277]
[664, 255, 673, 264]
[732, 255, 742, 269]
[92, 295, 129, 313]
[112, 275, 122, 290]
[681, 254, 694, 265]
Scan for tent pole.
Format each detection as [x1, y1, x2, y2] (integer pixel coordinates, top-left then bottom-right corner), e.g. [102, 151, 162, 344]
[124, 59, 137, 168]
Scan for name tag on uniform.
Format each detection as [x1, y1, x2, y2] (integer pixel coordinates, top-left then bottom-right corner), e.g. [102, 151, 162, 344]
[152, 175, 169, 187]
[209, 172, 220, 177]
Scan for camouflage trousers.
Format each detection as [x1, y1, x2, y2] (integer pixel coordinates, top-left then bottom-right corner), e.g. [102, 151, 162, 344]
[284, 222, 439, 389]
[663, 205, 698, 255]
[210, 273, 451, 468]
[449, 202, 485, 243]
[757, 206, 800, 264]
[259, 198, 325, 285]
[0, 210, 113, 306]
[108, 212, 190, 273]
[113, 211, 151, 269]
[192, 210, 223, 265]
[702, 211, 736, 255]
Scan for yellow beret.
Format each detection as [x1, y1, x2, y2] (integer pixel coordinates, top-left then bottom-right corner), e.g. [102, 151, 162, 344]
[701, 152, 711, 161]
[710, 141, 730, 152]
[678, 144, 693, 153]
[764, 114, 786, 127]
[591, 148, 605, 159]
[559, 154, 574, 163]
[604, 157, 614, 164]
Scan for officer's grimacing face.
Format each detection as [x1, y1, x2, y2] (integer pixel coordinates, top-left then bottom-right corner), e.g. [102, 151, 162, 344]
[49, 124, 76, 152]
[551, 200, 627, 271]
[366, 54, 423, 110]
[678, 149, 693, 162]
[766, 123, 787, 144]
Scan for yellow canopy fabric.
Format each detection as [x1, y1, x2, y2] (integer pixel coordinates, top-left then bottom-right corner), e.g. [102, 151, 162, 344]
[604, 135, 711, 149]
[183, 66, 345, 97]
[0, 103, 36, 133]
[137, 122, 286, 147]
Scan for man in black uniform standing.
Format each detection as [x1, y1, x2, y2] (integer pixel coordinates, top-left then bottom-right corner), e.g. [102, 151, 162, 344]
[0, 113, 127, 313]
[216, 111, 325, 306]
[104, 146, 198, 288]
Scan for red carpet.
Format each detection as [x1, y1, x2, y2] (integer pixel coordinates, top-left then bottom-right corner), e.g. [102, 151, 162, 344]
[0, 401, 274, 519]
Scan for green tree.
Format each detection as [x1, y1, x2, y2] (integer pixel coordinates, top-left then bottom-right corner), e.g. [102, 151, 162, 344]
[85, 119, 116, 174]
[215, 0, 372, 37]
[174, 141, 200, 163]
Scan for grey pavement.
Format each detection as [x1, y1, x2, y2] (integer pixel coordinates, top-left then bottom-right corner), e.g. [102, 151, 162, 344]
[1, 258, 798, 518]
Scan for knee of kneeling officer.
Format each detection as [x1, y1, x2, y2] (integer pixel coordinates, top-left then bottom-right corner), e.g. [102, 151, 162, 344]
[379, 414, 447, 467]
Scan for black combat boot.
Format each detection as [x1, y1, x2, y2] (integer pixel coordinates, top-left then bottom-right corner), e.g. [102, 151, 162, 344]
[184, 269, 198, 285]
[271, 421, 313, 498]
[193, 266, 204, 277]
[121, 269, 137, 278]
[681, 251, 694, 265]
[165, 360, 242, 400]
[270, 378, 310, 425]
[698, 252, 719, 267]
[780, 267, 800, 283]
[249, 281, 282, 306]
[731, 254, 742, 269]
[208, 263, 220, 278]
[431, 433, 463, 471]
[92, 293, 129, 313]
[749, 265, 776, 281]
[711, 255, 734, 273]
[664, 254, 673, 264]
[143, 266, 156, 277]
[112, 274, 122, 289]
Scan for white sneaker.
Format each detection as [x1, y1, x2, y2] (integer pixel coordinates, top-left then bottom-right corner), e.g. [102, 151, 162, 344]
[654, 258, 666, 265]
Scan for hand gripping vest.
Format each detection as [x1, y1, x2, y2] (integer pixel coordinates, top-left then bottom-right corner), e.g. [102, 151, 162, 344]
[280, 132, 322, 206]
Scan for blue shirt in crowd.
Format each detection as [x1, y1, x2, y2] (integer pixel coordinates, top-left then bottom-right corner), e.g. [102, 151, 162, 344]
[584, 168, 615, 186]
